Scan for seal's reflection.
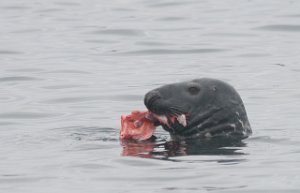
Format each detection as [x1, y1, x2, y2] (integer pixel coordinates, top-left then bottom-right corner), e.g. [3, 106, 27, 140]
[120, 137, 247, 160]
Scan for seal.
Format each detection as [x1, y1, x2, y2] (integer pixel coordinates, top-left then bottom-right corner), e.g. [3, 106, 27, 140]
[144, 78, 252, 139]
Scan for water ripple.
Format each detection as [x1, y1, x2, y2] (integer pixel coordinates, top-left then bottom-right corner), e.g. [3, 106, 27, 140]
[0, 112, 61, 119]
[43, 96, 103, 104]
[0, 50, 23, 55]
[280, 14, 300, 18]
[84, 39, 119, 44]
[7, 68, 44, 72]
[0, 176, 55, 183]
[152, 27, 202, 31]
[203, 32, 257, 37]
[147, 2, 193, 8]
[116, 48, 225, 55]
[91, 29, 144, 36]
[42, 84, 86, 90]
[157, 17, 187, 21]
[45, 70, 91, 74]
[54, 2, 81, 6]
[255, 25, 300, 32]
[43, 94, 143, 104]
[0, 94, 24, 103]
[11, 29, 41, 34]
[34, 8, 63, 13]
[55, 126, 118, 142]
[0, 76, 40, 83]
[0, 5, 29, 10]
[0, 121, 16, 126]
[135, 41, 173, 46]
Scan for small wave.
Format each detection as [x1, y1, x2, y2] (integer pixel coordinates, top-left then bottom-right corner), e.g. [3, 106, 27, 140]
[157, 17, 187, 21]
[0, 76, 40, 83]
[53, 2, 81, 6]
[55, 126, 119, 142]
[0, 112, 61, 119]
[91, 29, 144, 37]
[42, 94, 143, 104]
[42, 96, 102, 104]
[146, 2, 193, 8]
[45, 70, 91, 74]
[116, 48, 225, 55]
[0, 50, 23, 55]
[42, 84, 85, 90]
[0, 6, 29, 10]
[0, 121, 17, 126]
[279, 14, 300, 18]
[255, 25, 300, 32]
[135, 41, 173, 46]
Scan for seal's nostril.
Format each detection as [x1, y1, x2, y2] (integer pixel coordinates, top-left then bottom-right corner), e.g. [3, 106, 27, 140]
[144, 90, 161, 108]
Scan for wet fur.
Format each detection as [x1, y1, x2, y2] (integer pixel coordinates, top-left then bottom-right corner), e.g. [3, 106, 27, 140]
[144, 78, 252, 139]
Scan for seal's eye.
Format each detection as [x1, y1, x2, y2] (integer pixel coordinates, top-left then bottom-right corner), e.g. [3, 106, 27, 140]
[188, 86, 200, 95]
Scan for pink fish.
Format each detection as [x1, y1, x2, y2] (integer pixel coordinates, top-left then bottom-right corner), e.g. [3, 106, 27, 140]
[120, 111, 156, 141]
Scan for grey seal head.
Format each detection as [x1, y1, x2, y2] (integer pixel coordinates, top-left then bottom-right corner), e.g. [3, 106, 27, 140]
[144, 78, 252, 139]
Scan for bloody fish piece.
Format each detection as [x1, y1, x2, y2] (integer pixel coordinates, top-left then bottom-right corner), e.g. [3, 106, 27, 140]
[120, 111, 156, 141]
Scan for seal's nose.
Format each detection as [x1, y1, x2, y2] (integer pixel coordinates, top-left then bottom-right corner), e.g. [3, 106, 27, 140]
[144, 90, 161, 109]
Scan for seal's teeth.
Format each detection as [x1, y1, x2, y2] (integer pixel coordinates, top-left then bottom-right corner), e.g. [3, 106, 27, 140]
[159, 115, 168, 125]
[153, 114, 168, 125]
[176, 114, 187, 127]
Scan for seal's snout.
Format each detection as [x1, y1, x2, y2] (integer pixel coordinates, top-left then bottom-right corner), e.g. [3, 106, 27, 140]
[144, 90, 161, 110]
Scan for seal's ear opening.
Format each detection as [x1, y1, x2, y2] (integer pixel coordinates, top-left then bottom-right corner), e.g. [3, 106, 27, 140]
[188, 86, 200, 95]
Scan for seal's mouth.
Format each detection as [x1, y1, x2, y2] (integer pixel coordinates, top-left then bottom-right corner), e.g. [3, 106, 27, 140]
[145, 102, 188, 128]
[144, 90, 189, 129]
[149, 112, 187, 128]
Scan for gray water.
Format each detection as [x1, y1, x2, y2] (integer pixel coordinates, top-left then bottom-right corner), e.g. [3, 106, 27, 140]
[1, 0, 300, 192]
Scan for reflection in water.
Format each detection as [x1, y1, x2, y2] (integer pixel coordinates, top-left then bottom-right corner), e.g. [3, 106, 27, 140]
[121, 138, 157, 158]
[120, 136, 246, 160]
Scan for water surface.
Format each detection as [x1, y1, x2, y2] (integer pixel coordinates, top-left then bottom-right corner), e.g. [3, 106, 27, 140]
[1, 0, 300, 192]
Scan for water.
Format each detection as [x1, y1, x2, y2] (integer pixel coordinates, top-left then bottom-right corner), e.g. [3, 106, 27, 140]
[1, 0, 300, 192]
